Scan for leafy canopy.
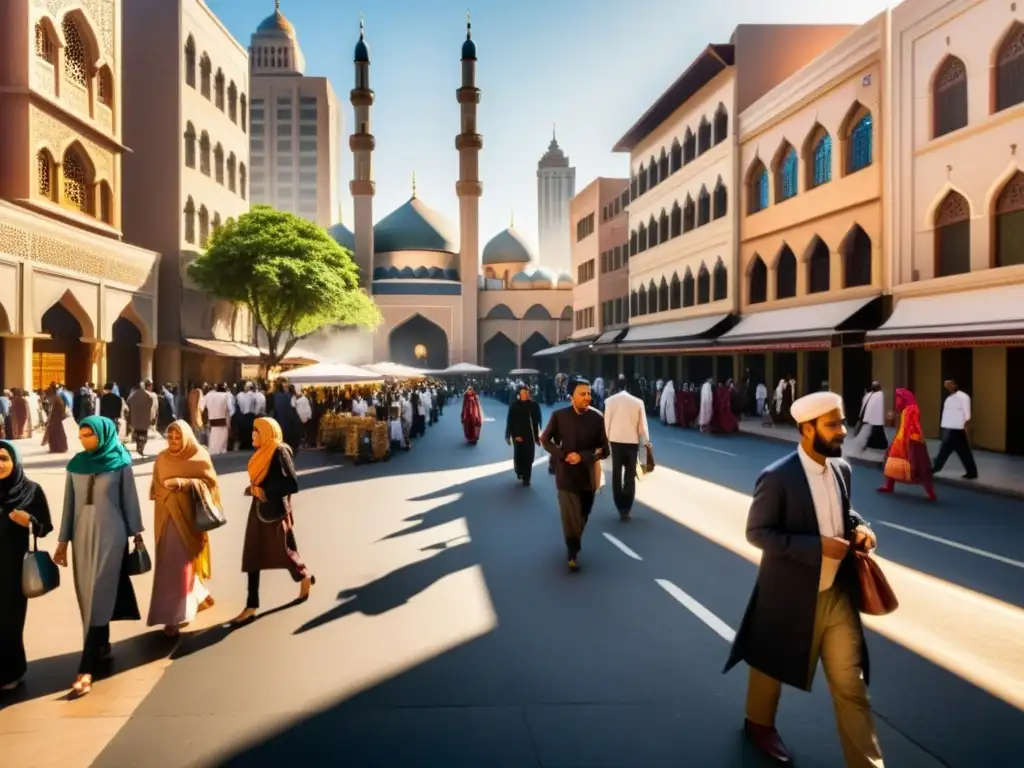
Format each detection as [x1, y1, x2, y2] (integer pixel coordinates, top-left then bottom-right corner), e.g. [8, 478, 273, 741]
[188, 205, 380, 363]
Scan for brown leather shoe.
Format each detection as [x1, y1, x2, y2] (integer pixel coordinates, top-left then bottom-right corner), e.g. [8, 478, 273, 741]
[744, 719, 792, 762]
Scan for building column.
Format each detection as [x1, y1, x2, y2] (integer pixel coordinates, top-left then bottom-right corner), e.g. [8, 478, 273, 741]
[140, 344, 156, 382]
[3, 336, 34, 391]
[88, 340, 106, 387]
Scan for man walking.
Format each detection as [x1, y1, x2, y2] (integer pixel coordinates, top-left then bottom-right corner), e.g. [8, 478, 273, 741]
[932, 379, 977, 480]
[724, 391, 884, 766]
[126, 380, 158, 457]
[506, 384, 542, 486]
[603, 375, 650, 521]
[541, 378, 609, 572]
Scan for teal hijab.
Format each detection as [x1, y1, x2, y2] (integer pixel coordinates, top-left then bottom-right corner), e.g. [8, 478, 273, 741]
[67, 415, 133, 476]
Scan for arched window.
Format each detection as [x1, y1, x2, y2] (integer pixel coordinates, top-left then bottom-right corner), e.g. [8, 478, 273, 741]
[811, 131, 832, 188]
[35, 22, 55, 63]
[648, 157, 657, 188]
[670, 273, 681, 309]
[713, 104, 728, 145]
[713, 179, 727, 219]
[199, 131, 211, 175]
[776, 147, 798, 202]
[630, 176, 638, 201]
[184, 36, 196, 88]
[638, 164, 648, 195]
[696, 264, 711, 304]
[629, 230, 638, 256]
[215, 69, 225, 110]
[648, 280, 658, 312]
[775, 245, 797, 299]
[62, 16, 87, 85]
[227, 153, 236, 192]
[212, 212, 222, 234]
[934, 190, 971, 277]
[748, 256, 767, 304]
[748, 160, 769, 214]
[61, 147, 89, 212]
[682, 269, 695, 307]
[697, 186, 710, 226]
[659, 149, 669, 181]
[697, 117, 711, 154]
[658, 277, 669, 311]
[683, 128, 695, 163]
[198, 205, 210, 246]
[96, 66, 113, 107]
[849, 114, 873, 174]
[807, 237, 830, 293]
[670, 139, 682, 172]
[184, 123, 196, 168]
[995, 23, 1024, 112]
[214, 143, 224, 184]
[240, 94, 247, 131]
[637, 222, 647, 252]
[638, 285, 648, 315]
[239, 162, 247, 199]
[994, 171, 1024, 268]
[933, 55, 968, 138]
[683, 196, 695, 232]
[184, 197, 195, 244]
[647, 216, 658, 249]
[37, 150, 55, 200]
[228, 82, 238, 122]
[670, 202, 682, 237]
[200, 53, 212, 99]
[712, 259, 727, 301]
[630, 291, 638, 317]
[659, 209, 669, 244]
[841, 225, 872, 287]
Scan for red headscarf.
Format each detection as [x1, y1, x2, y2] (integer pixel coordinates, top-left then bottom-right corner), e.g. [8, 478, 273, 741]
[890, 388, 923, 459]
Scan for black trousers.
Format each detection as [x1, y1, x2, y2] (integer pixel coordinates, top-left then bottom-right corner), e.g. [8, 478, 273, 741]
[933, 428, 978, 477]
[79, 624, 110, 675]
[512, 438, 536, 481]
[557, 489, 596, 559]
[610, 442, 640, 514]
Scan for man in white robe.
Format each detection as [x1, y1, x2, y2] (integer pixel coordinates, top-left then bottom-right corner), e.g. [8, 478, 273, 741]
[755, 382, 768, 418]
[698, 380, 715, 432]
[205, 384, 232, 455]
[856, 382, 888, 451]
[659, 381, 677, 425]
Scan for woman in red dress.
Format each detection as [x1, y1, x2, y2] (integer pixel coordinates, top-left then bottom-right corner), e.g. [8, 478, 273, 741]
[461, 387, 483, 445]
[878, 388, 936, 501]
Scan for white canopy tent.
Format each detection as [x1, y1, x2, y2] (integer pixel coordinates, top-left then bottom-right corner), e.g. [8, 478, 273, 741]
[509, 368, 540, 376]
[437, 362, 491, 376]
[364, 362, 432, 379]
[280, 362, 383, 385]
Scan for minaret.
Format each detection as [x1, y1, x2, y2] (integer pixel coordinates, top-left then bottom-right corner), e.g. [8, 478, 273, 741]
[456, 11, 482, 364]
[349, 18, 375, 288]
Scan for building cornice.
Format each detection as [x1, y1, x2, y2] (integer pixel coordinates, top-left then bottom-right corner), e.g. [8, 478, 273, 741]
[1, 87, 129, 152]
[193, 0, 250, 58]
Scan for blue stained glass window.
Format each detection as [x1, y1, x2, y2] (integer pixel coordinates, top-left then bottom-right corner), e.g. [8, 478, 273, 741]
[756, 169, 769, 211]
[813, 134, 832, 186]
[780, 150, 798, 200]
[850, 114, 873, 173]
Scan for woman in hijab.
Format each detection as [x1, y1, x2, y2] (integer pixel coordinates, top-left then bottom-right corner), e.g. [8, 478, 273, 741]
[41, 385, 69, 454]
[878, 388, 937, 501]
[53, 416, 144, 698]
[232, 417, 313, 624]
[1, 441, 53, 692]
[148, 421, 218, 636]
[461, 386, 483, 445]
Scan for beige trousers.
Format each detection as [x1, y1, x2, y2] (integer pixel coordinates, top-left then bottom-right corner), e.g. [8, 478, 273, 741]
[746, 586, 884, 768]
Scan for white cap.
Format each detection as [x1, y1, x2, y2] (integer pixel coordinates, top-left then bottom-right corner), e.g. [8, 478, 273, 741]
[790, 391, 844, 425]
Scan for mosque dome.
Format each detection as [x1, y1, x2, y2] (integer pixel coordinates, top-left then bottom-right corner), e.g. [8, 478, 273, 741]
[482, 226, 533, 266]
[373, 195, 459, 255]
[530, 266, 557, 289]
[256, 3, 296, 38]
[510, 271, 533, 289]
[556, 271, 574, 289]
[327, 222, 355, 251]
[354, 25, 369, 63]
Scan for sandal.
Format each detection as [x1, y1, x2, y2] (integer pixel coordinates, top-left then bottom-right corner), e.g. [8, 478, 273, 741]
[70, 674, 92, 699]
[298, 575, 316, 601]
[231, 608, 257, 625]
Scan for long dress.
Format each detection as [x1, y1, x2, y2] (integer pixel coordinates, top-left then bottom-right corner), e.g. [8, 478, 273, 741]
[241, 447, 308, 580]
[1, 483, 52, 687]
[42, 395, 68, 453]
[698, 383, 714, 431]
[10, 395, 31, 440]
[659, 383, 677, 425]
[462, 393, 482, 444]
[60, 468, 143, 635]
[272, 392, 301, 457]
[711, 384, 739, 434]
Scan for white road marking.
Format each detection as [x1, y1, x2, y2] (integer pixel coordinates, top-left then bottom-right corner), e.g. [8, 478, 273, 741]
[655, 579, 736, 642]
[875, 520, 1024, 570]
[603, 532, 643, 560]
[670, 439, 738, 457]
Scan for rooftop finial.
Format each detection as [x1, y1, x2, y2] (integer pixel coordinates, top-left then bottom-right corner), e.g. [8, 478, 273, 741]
[412, 171, 417, 198]
[510, 210, 514, 228]
[275, 0, 280, 12]
[466, 8, 472, 37]
[359, 12, 364, 38]
[552, 122, 556, 140]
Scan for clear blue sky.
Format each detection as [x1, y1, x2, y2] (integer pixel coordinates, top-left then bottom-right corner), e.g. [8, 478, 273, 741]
[207, 0, 890, 256]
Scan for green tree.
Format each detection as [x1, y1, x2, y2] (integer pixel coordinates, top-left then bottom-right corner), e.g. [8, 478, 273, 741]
[188, 205, 380, 368]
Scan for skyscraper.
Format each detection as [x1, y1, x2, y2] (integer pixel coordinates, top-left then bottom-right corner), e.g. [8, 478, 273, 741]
[536, 127, 575, 273]
[247, 1, 340, 227]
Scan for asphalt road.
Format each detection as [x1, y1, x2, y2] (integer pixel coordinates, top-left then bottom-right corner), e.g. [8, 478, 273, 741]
[84, 398, 1024, 768]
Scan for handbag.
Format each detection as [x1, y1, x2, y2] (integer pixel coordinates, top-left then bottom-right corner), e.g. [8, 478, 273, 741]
[22, 518, 60, 599]
[191, 484, 226, 532]
[883, 456, 912, 482]
[854, 550, 898, 615]
[643, 442, 655, 474]
[125, 540, 152, 576]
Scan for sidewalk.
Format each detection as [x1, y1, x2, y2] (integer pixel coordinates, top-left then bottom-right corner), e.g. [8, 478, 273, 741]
[737, 418, 1024, 499]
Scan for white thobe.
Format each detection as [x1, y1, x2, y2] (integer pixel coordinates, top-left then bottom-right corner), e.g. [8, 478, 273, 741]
[659, 383, 676, 425]
[698, 382, 714, 428]
[755, 383, 768, 416]
[205, 391, 232, 455]
[352, 398, 368, 417]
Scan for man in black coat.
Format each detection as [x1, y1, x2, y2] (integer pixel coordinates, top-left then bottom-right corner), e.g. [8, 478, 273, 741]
[505, 385, 542, 486]
[724, 391, 885, 766]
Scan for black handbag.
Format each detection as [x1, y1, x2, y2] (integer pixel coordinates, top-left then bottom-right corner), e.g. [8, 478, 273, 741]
[22, 518, 60, 599]
[192, 484, 226, 532]
[125, 541, 152, 576]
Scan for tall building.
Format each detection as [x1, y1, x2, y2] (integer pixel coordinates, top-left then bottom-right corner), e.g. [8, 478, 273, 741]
[122, 0, 253, 386]
[537, 128, 575, 273]
[247, 1, 340, 228]
[0, 0, 160, 393]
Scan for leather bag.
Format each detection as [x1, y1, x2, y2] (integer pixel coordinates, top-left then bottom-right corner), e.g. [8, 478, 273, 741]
[192, 484, 227, 532]
[854, 550, 898, 615]
[126, 540, 152, 576]
[22, 519, 60, 599]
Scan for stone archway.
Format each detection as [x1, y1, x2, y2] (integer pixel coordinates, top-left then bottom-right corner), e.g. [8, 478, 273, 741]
[388, 314, 449, 370]
[482, 332, 517, 376]
[37, 302, 88, 389]
[108, 316, 143, 393]
[521, 331, 554, 375]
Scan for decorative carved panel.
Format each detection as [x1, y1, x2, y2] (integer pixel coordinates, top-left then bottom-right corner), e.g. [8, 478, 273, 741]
[35, 0, 114, 60]
[935, 56, 966, 91]
[996, 171, 1024, 214]
[33, 60, 56, 97]
[30, 106, 112, 182]
[998, 24, 1024, 65]
[934, 191, 970, 226]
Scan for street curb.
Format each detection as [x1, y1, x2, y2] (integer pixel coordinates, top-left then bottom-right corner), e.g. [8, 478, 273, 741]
[739, 428, 1024, 501]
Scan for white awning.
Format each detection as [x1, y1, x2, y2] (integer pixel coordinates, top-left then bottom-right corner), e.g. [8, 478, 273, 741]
[621, 313, 730, 344]
[185, 338, 259, 358]
[283, 362, 383, 384]
[718, 298, 876, 344]
[867, 284, 1024, 341]
[593, 329, 627, 345]
[533, 341, 589, 357]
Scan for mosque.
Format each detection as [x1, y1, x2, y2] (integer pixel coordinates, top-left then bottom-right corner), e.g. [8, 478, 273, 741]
[303, 13, 575, 374]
